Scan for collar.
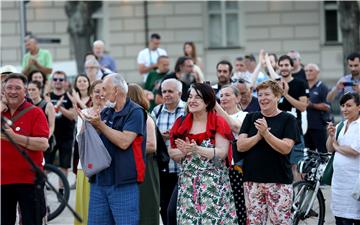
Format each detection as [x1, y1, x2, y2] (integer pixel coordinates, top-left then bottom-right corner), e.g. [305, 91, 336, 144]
[6, 100, 29, 117]
[344, 116, 360, 127]
[103, 97, 132, 119]
[163, 100, 185, 113]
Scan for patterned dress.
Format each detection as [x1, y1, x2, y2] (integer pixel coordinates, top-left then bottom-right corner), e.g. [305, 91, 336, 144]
[171, 111, 238, 225]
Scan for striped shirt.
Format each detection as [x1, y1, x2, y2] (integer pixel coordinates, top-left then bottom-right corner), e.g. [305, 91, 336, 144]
[151, 100, 186, 173]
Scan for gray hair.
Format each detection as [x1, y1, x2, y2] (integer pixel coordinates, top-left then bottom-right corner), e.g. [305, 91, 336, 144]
[305, 63, 320, 72]
[288, 50, 301, 60]
[161, 78, 182, 93]
[93, 40, 105, 47]
[221, 84, 240, 97]
[236, 80, 252, 91]
[85, 58, 100, 68]
[107, 73, 128, 93]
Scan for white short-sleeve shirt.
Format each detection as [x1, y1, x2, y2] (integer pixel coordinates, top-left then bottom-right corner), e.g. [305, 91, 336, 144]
[331, 117, 360, 220]
[137, 47, 167, 81]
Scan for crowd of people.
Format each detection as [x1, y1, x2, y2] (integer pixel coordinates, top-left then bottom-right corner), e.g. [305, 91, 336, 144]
[1, 32, 359, 225]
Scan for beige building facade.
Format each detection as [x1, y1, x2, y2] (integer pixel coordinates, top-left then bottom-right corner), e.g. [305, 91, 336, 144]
[1, 1, 345, 84]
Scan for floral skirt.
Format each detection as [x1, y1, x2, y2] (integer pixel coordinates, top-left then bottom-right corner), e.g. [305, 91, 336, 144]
[176, 154, 238, 225]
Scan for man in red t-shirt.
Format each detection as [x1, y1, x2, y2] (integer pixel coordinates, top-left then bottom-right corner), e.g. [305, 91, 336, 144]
[1, 73, 49, 225]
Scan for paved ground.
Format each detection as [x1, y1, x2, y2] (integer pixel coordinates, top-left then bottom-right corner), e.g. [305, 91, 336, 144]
[49, 173, 335, 225]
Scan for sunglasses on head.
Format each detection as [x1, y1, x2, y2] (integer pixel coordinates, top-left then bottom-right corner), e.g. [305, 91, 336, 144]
[232, 78, 250, 84]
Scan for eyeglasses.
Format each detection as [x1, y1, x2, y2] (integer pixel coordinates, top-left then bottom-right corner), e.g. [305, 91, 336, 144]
[53, 78, 65, 82]
[85, 66, 98, 70]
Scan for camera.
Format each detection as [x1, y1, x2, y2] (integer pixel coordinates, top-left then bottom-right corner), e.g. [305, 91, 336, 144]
[342, 81, 355, 87]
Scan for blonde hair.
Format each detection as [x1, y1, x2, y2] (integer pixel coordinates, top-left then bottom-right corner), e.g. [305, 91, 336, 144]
[256, 80, 284, 97]
[127, 83, 150, 110]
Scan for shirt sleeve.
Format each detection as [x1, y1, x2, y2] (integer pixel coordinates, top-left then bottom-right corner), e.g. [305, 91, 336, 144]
[21, 54, 29, 69]
[137, 50, 147, 65]
[298, 80, 307, 98]
[44, 50, 53, 68]
[110, 57, 117, 72]
[239, 113, 252, 135]
[350, 123, 360, 153]
[169, 117, 182, 148]
[31, 109, 50, 138]
[282, 114, 300, 143]
[123, 108, 145, 136]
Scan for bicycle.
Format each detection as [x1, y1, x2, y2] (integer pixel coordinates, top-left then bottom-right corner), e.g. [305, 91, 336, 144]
[44, 164, 70, 221]
[292, 149, 332, 225]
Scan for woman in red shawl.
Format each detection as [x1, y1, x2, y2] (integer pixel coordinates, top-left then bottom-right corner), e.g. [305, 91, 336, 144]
[169, 83, 238, 224]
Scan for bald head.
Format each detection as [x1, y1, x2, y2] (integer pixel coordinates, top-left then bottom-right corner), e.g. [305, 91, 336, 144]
[305, 63, 320, 82]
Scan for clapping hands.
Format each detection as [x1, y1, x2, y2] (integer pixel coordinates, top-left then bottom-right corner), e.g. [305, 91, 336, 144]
[254, 117, 270, 137]
[175, 137, 197, 155]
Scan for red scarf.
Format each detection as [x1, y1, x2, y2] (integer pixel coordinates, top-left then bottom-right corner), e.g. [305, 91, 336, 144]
[170, 110, 234, 165]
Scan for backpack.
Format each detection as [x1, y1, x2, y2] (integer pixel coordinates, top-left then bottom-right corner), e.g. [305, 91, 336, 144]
[154, 104, 170, 172]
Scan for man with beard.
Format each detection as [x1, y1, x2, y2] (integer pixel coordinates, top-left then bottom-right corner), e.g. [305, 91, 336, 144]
[327, 52, 360, 102]
[160, 56, 196, 101]
[212, 60, 233, 101]
[277, 55, 308, 182]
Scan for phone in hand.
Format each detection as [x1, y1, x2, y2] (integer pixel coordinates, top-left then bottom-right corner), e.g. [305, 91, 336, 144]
[342, 81, 354, 87]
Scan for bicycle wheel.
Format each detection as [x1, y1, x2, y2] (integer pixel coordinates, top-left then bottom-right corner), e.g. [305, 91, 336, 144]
[292, 181, 325, 225]
[44, 164, 70, 221]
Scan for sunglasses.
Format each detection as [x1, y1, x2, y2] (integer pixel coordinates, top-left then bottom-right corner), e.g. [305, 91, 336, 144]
[53, 78, 65, 82]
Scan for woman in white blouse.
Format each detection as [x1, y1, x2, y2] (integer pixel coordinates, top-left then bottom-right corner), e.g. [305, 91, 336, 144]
[216, 84, 248, 225]
[216, 84, 247, 137]
[326, 92, 360, 225]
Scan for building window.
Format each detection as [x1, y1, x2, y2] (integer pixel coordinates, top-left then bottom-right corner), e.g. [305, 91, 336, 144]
[323, 1, 341, 44]
[207, 1, 240, 48]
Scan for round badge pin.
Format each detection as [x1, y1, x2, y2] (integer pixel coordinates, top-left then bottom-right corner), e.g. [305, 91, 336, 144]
[15, 127, 21, 131]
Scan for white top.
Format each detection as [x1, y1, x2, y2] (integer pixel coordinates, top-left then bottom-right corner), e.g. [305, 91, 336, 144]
[331, 117, 360, 219]
[137, 47, 167, 81]
[229, 110, 247, 138]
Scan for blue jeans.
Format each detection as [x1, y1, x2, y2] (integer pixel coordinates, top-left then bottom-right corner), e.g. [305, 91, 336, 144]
[290, 135, 305, 164]
[88, 183, 139, 225]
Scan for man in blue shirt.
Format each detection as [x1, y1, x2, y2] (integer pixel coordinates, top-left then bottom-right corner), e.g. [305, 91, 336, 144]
[327, 52, 360, 102]
[93, 40, 117, 72]
[304, 63, 331, 153]
[86, 73, 146, 225]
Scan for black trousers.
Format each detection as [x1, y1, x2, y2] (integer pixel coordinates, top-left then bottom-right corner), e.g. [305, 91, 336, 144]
[160, 171, 178, 225]
[335, 216, 360, 225]
[1, 184, 45, 225]
[167, 182, 178, 225]
[304, 128, 327, 153]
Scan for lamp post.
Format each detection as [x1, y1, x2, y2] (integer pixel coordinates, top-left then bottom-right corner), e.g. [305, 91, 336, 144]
[19, 1, 29, 61]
